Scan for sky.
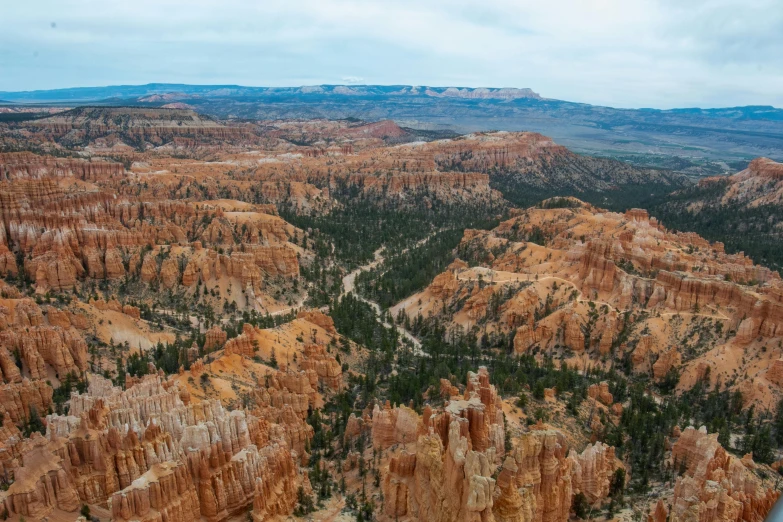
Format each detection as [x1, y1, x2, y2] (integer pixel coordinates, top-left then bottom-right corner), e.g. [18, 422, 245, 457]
[1, 0, 782, 109]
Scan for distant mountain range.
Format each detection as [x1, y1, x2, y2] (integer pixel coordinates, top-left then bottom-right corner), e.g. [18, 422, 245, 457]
[2, 83, 783, 169]
[0, 84, 543, 102]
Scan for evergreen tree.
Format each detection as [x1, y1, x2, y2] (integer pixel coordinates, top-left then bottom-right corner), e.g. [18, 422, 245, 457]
[533, 381, 545, 400]
[24, 406, 45, 437]
[718, 424, 731, 449]
[774, 397, 783, 445]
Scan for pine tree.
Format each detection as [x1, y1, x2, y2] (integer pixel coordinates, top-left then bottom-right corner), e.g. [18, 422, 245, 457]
[774, 397, 783, 445]
[533, 381, 545, 400]
[572, 492, 588, 519]
[718, 425, 731, 448]
[24, 406, 45, 437]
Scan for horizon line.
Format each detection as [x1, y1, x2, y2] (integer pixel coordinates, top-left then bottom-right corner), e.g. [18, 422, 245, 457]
[0, 82, 781, 112]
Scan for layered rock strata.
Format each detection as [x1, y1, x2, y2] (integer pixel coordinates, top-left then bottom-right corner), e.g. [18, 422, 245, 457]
[379, 368, 619, 522]
[0, 373, 307, 520]
[666, 426, 780, 522]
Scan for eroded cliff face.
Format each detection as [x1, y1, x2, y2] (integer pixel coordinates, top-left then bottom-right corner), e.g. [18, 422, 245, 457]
[300, 344, 342, 390]
[246, 129, 515, 207]
[0, 151, 302, 303]
[660, 426, 780, 522]
[8, 115, 519, 212]
[251, 368, 317, 458]
[110, 461, 201, 522]
[0, 373, 307, 521]
[0, 379, 54, 424]
[693, 157, 783, 209]
[0, 436, 81, 519]
[378, 368, 504, 522]
[0, 296, 88, 409]
[0, 297, 350, 521]
[25, 107, 255, 148]
[0, 151, 125, 182]
[395, 199, 783, 408]
[377, 368, 620, 522]
[427, 132, 684, 194]
[4, 107, 692, 218]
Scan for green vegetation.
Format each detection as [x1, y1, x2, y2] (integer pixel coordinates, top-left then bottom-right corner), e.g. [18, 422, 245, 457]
[535, 196, 584, 209]
[330, 293, 400, 354]
[22, 407, 45, 437]
[572, 492, 588, 519]
[281, 187, 502, 268]
[0, 112, 51, 123]
[356, 228, 465, 308]
[605, 153, 747, 177]
[486, 157, 687, 212]
[51, 372, 88, 414]
[648, 181, 783, 273]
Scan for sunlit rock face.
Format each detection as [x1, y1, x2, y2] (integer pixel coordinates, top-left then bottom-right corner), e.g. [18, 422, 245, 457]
[377, 367, 620, 522]
[0, 374, 306, 521]
[664, 426, 780, 522]
[395, 198, 783, 409]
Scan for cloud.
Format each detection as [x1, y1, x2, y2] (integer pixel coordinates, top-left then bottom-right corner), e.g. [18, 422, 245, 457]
[0, 0, 781, 108]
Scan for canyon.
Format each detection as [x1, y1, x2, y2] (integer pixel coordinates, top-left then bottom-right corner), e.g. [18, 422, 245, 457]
[0, 105, 779, 521]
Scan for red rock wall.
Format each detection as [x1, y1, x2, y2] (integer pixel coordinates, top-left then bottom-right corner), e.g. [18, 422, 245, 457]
[670, 426, 780, 522]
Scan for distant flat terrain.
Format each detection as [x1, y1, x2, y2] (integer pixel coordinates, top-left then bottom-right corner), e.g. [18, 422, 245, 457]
[2, 84, 782, 171]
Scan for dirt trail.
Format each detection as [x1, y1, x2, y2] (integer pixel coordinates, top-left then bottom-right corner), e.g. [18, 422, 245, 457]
[264, 290, 308, 317]
[342, 234, 438, 356]
[341, 247, 385, 297]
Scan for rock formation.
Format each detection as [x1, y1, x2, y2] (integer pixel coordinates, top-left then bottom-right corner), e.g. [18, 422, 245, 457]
[0, 151, 124, 181]
[0, 146, 302, 304]
[0, 379, 53, 423]
[0, 373, 310, 521]
[653, 348, 681, 380]
[0, 437, 80, 519]
[252, 368, 318, 457]
[299, 344, 342, 390]
[396, 199, 783, 403]
[668, 426, 779, 522]
[297, 310, 337, 335]
[378, 368, 620, 522]
[26, 107, 254, 146]
[587, 382, 613, 406]
[110, 461, 200, 522]
[372, 403, 420, 450]
[766, 359, 783, 386]
[204, 325, 228, 351]
[0, 325, 88, 380]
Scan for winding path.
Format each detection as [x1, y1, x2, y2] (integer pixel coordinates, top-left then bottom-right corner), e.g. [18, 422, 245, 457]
[265, 290, 309, 317]
[341, 235, 439, 356]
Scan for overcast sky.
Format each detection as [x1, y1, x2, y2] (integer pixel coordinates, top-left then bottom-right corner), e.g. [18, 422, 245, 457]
[1, 0, 781, 109]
